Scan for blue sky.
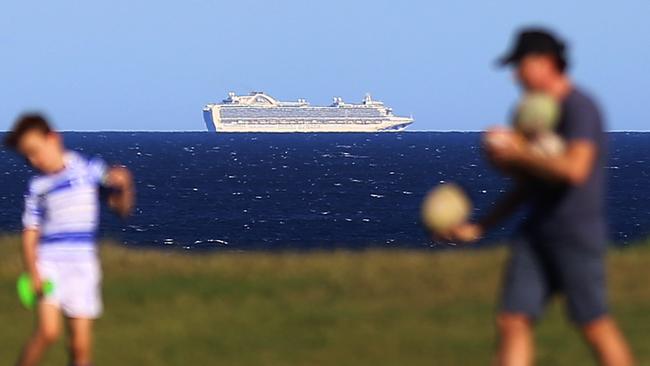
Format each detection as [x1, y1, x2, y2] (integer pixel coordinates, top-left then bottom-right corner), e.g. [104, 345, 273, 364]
[1, 0, 649, 131]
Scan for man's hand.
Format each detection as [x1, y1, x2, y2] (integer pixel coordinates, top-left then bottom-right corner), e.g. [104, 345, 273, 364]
[435, 222, 484, 244]
[483, 128, 527, 168]
[450, 222, 484, 243]
[105, 166, 135, 218]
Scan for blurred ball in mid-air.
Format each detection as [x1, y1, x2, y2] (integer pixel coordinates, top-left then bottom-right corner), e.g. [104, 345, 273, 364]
[421, 183, 472, 235]
[514, 92, 560, 135]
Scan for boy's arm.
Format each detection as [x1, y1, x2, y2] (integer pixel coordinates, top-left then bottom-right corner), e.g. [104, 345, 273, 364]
[22, 228, 42, 293]
[22, 182, 44, 292]
[104, 166, 135, 218]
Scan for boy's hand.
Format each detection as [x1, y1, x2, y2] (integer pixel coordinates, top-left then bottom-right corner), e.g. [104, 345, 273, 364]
[30, 271, 43, 296]
[105, 166, 135, 218]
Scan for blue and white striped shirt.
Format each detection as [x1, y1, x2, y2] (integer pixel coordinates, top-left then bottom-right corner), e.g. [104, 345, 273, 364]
[23, 151, 108, 261]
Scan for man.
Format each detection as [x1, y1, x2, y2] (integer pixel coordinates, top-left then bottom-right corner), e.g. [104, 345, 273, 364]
[449, 29, 635, 366]
[4, 114, 135, 366]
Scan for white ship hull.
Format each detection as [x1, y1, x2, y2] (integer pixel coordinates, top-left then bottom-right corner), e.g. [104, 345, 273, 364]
[203, 92, 414, 133]
[203, 108, 412, 132]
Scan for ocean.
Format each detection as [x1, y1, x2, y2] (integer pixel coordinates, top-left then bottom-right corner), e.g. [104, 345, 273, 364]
[1, 132, 648, 250]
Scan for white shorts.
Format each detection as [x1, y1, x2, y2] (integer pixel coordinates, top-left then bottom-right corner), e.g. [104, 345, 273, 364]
[36, 257, 103, 319]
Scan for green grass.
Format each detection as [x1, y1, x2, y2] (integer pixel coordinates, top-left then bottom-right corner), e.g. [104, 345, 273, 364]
[1, 235, 649, 365]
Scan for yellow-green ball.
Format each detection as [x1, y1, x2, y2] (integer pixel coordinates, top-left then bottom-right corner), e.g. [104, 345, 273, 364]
[514, 93, 560, 134]
[421, 183, 471, 235]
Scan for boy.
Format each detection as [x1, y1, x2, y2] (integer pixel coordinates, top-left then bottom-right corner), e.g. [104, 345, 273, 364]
[4, 114, 135, 366]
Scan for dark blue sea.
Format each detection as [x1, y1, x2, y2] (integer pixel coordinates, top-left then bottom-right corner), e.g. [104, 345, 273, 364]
[1, 132, 649, 250]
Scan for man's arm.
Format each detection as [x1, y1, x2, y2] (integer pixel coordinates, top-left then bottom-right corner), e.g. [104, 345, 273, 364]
[478, 182, 530, 231]
[22, 228, 42, 293]
[487, 134, 597, 186]
[104, 166, 135, 217]
[446, 182, 530, 242]
[506, 140, 596, 186]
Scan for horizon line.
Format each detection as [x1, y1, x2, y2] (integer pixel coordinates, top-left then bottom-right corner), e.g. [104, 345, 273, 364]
[1, 129, 649, 133]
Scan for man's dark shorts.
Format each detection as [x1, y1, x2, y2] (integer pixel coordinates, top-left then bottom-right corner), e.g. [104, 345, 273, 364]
[499, 231, 608, 326]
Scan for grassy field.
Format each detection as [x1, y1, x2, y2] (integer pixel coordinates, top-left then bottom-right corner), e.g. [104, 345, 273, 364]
[1, 235, 649, 365]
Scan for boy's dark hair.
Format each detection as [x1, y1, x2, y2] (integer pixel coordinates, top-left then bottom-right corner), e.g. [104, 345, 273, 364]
[4, 114, 53, 150]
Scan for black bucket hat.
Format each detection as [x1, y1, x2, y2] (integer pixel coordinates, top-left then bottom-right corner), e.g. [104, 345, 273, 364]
[498, 28, 567, 68]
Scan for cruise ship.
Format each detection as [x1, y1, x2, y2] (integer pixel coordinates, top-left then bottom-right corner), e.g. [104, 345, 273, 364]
[203, 91, 413, 132]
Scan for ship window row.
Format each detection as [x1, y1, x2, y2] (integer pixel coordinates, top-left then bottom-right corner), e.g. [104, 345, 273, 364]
[221, 120, 383, 125]
[220, 108, 383, 118]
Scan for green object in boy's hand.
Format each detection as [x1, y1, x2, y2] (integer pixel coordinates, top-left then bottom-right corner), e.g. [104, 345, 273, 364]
[16, 273, 54, 310]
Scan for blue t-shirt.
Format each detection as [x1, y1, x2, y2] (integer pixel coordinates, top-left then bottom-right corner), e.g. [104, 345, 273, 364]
[522, 87, 607, 248]
[23, 151, 108, 261]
